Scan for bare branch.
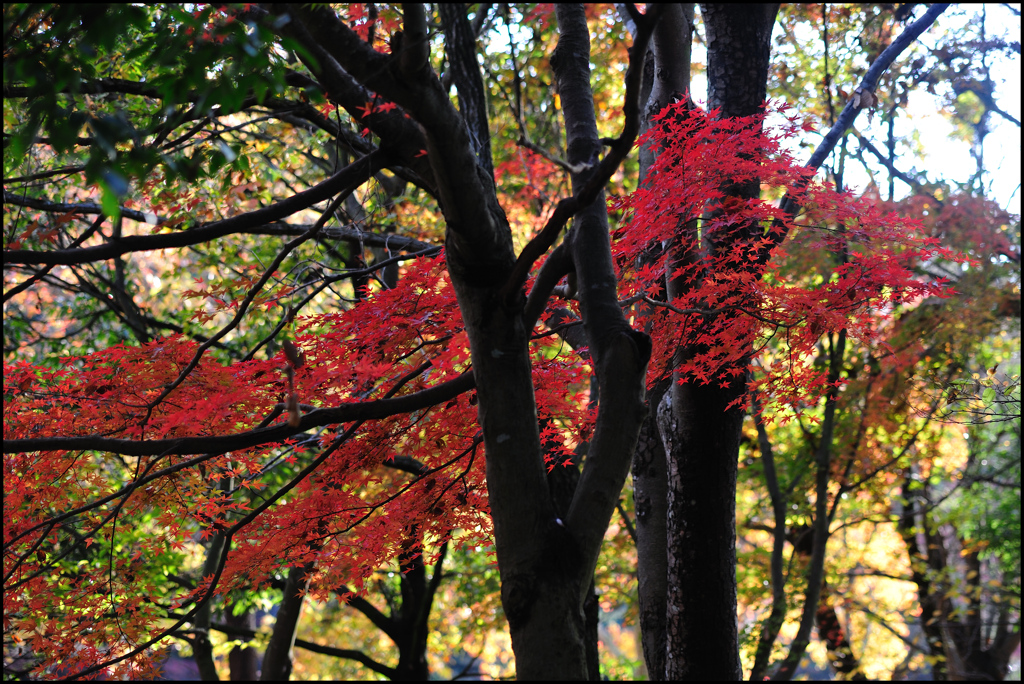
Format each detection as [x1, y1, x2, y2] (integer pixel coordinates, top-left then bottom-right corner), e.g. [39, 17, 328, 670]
[4, 152, 390, 266]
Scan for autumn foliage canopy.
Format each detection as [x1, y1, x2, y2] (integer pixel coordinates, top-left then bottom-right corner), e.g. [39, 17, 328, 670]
[4, 90, 966, 676]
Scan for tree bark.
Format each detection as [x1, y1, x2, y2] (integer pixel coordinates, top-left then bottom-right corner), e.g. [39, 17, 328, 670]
[629, 6, 694, 679]
[439, 3, 493, 177]
[897, 469, 950, 679]
[225, 609, 259, 681]
[260, 563, 313, 680]
[266, 5, 653, 677]
[661, 5, 778, 679]
[194, 532, 228, 681]
[774, 329, 847, 681]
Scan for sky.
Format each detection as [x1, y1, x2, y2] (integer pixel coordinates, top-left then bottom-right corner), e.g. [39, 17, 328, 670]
[860, 4, 1020, 216]
[487, 5, 1021, 216]
[907, 4, 1021, 216]
[690, 4, 1021, 216]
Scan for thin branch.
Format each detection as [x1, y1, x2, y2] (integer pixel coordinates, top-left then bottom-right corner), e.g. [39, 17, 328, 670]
[762, 3, 951, 263]
[497, 5, 664, 305]
[4, 151, 391, 266]
[201, 616, 399, 679]
[3, 369, 475, 458]
[616, 501, 637, 544]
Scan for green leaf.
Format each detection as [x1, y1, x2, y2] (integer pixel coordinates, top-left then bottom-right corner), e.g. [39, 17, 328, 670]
[99, 178, 125, 221]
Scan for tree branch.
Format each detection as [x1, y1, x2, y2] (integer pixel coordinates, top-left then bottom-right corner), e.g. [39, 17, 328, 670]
[4, 370, 475, 457]
[440, 3, 493, 176]
[762, 3, 951, 262]
[498, 5, 663, 305]
[274, 3, 515, 287]
[4, 152, 390, 266]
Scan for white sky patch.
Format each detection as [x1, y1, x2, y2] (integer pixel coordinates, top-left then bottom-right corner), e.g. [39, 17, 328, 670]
[486, 6, 1020, 214]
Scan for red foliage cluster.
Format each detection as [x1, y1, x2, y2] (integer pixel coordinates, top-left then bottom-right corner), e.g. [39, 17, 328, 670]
[3, 100, 966, 677]
[4, 251, 592, 675]
[610, 100, 962, 413]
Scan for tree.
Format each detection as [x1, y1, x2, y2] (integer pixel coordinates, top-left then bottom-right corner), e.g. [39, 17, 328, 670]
[3, 4, 648, 678]
[3, 3, 1010, 680]
[734, 188, 1020, 680]
[727, 5, 1020, 678]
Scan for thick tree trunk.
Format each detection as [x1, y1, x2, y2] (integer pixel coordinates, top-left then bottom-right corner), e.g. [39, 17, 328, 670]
[546, 422, 602, 680]
[661, 376, 746, 680]
[632, 393, 670, 680]
[660, 5, 778, 679]
[277, 5, 652, 677]
[453, 280, 593, 680]
[629, 6, 693, 679]
[260, 563, 313, 680]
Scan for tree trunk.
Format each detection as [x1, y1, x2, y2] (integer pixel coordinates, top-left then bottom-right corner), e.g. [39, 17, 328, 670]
[630, 5, 693, 679]
[277, 5, 653, 677]
[391, 537, 434, 680]
[226, 609, 260, 681]
[260, 563, 313, 680]
[194, 532, 228, 681]
[661, 5, 778, 679]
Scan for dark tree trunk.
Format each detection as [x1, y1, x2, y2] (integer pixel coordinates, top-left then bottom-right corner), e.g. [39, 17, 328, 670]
[194, 532, 228, 681]
[632, 387, 670, 680]
[660, 374, 747, 680]
[816, 584, 866, 679]
[629, 5, 694, 680]
[660, 5, 778, 679]
[391, 537, 434, 680]
[272, 4, 653, 677]
[226, 609, 260, 681]
[546, 422, 602, 680]
[898, 471, 950, 679]
[260, 563, 313, 681]
[439, 3, 493, 177]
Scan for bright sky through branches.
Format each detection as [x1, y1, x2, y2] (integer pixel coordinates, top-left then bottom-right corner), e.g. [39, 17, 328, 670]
[689, 4, 1022, 216]
[489, 5, 1020, 213]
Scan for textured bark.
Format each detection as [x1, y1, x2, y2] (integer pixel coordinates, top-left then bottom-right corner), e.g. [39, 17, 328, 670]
[637, 4, 694, 184]
[631, 388, 669, 680]
[702, 4, 778, 120]
[554, 5, 652, 602]
[265, 5, 653, 677]
[660, 5, 778, 679]
[629, 6, 693, 679]
[260, 563, 313, 680]
[439, 3, 493, 177]
[662, 372, 746, 680]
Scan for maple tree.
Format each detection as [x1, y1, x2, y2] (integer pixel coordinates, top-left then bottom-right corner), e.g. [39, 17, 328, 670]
[724, 6, 1021, 679]
[3, 3, 1019, 680]
[733, 188, 1020, 680]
